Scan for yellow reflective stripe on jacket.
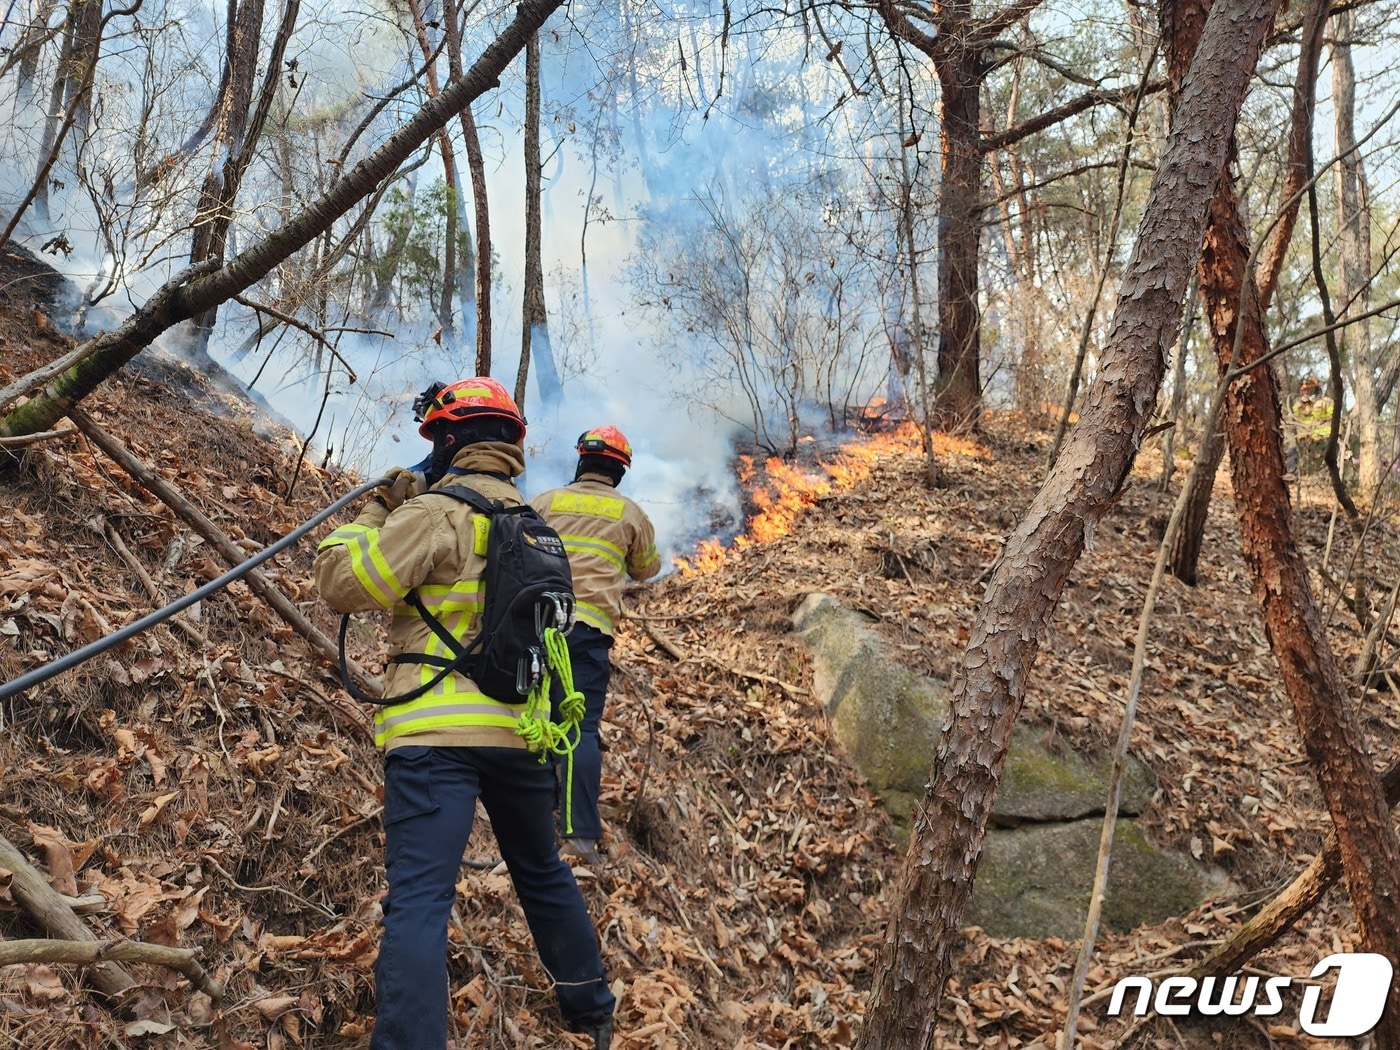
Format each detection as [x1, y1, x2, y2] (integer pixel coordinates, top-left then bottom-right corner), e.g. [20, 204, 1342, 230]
[374, 694, 522, 747]
[548, 491, 625, 520]
[574, 600, 614, 633]
[559, 533, 626, 571]
[317, 523, 402, 608]
[629, 544, 660, 575]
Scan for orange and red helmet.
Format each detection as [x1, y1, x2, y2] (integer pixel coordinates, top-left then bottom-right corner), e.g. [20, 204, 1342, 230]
[415, 377, 525, 445]
[576, 425, 632, 467]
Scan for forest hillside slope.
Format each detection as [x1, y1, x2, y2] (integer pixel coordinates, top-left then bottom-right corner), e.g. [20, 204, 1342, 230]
[2, 261, 1398, 1049]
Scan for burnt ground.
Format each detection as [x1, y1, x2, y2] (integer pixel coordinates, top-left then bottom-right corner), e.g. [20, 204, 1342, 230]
[2, 255, 1399, 1049]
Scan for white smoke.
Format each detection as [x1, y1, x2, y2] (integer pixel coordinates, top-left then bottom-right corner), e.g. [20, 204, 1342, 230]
[1, 0, 909, 567]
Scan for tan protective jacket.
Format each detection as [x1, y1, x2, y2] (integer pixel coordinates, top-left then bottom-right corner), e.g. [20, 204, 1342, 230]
[529, 474, 661, 634]
[314, 443, 531, 751]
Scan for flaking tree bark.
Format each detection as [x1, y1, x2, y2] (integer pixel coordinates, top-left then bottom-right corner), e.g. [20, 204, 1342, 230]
[1165, 0, 1400, 1035]
[1167, 0, 1327, 584]
[1210, 238, 1400, 1037]
[1201, 96, 1400, 1050]
[0, 0, 565, 440]
[856, 0, 1280, 1042]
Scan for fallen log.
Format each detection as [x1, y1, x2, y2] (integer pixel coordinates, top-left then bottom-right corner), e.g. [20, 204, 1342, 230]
[0, 937, 222, 1000]
[0, 831, 137, 1001]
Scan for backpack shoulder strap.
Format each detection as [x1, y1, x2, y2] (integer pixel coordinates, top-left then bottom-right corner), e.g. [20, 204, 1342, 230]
[353, 484, 502, 704]
[429, 483, 504, 516]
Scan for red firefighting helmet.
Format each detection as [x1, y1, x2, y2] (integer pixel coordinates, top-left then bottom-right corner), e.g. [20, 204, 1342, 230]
[415, 377, 525, 445]
[575, 425, 632, 467]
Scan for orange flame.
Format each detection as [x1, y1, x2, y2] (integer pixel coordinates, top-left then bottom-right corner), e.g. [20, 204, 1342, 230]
[674, 425, 986, 575]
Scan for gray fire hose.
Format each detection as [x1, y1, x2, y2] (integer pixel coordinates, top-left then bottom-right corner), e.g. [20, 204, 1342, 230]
[0, 475, 390, 702]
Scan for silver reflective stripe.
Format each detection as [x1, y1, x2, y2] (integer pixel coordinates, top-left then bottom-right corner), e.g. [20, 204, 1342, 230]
[378, 702, 522, 734]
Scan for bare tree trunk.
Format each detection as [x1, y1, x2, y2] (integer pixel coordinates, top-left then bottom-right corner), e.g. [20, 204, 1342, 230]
[875, 0, 1152, 433]
[188, 0, 268, 356]
[461, 108, 491, 375]
[1167, 426, 1223, 583]
[439, 0, 492, 375]
[516, 30, 562, 414]
[32, 0, 100, 219]
[0, 0, 565, 439]
[856, 0, 1279, 1042]
[897, 77, 939, 488]
[1162, 6, 1400, 1025]
[1157, 270, 1198, 492]
[932, 28, 984, 430]
[1331, 7, 1378, 501]
[6, 0, 60, 95]
[404, 0, 463, 341]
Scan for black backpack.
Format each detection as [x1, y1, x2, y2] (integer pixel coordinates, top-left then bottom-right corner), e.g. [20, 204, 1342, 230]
[338, 485, 575, 706]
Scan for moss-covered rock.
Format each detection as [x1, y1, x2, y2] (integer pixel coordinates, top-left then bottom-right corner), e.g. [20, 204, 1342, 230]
[792, 593, 949, 804]
[794, 592, 1219, 938]
[966, 819, 1225, 939]
[996, 725, 1155, 824]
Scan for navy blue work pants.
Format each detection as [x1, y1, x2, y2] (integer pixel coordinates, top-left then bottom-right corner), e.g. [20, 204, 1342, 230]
[554, 624, 613, 842]
[370, 744, 614, 1049]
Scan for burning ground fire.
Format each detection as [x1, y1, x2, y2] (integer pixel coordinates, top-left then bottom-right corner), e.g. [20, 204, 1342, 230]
[674, 423, 987, 575]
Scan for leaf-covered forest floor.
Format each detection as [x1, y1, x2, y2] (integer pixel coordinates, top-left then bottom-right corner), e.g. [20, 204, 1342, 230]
[2, 253, 1398, 1049]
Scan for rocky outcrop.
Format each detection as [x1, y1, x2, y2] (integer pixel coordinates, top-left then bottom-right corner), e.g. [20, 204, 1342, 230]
[793, 592, 1226, 939]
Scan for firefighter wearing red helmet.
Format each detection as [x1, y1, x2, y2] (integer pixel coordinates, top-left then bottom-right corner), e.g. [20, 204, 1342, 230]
[530, 425, 661, 863]
[314, 379, 616, 1050]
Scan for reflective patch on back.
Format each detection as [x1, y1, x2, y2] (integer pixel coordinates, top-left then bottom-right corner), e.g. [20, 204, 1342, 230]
[549, 491, 625, 519]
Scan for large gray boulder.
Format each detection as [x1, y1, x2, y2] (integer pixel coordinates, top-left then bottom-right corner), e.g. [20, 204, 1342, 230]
[793, 591, 1224, 938]
[791, 592, 950, 824]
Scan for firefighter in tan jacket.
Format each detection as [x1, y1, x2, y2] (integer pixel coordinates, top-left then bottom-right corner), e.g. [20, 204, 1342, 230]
[530, 426, 661, 861]
[313, 378, 615, 1050]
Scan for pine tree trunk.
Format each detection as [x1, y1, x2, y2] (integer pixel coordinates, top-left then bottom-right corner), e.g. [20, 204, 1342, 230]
[1167, 426, 1223, 584]
[1203, 164, 1400, 1050]
[188, 0, 268, 356]
[856, 0, 1280, 1042]
[1163, 0, 1328, 576]
[932, 27, 984, 430]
